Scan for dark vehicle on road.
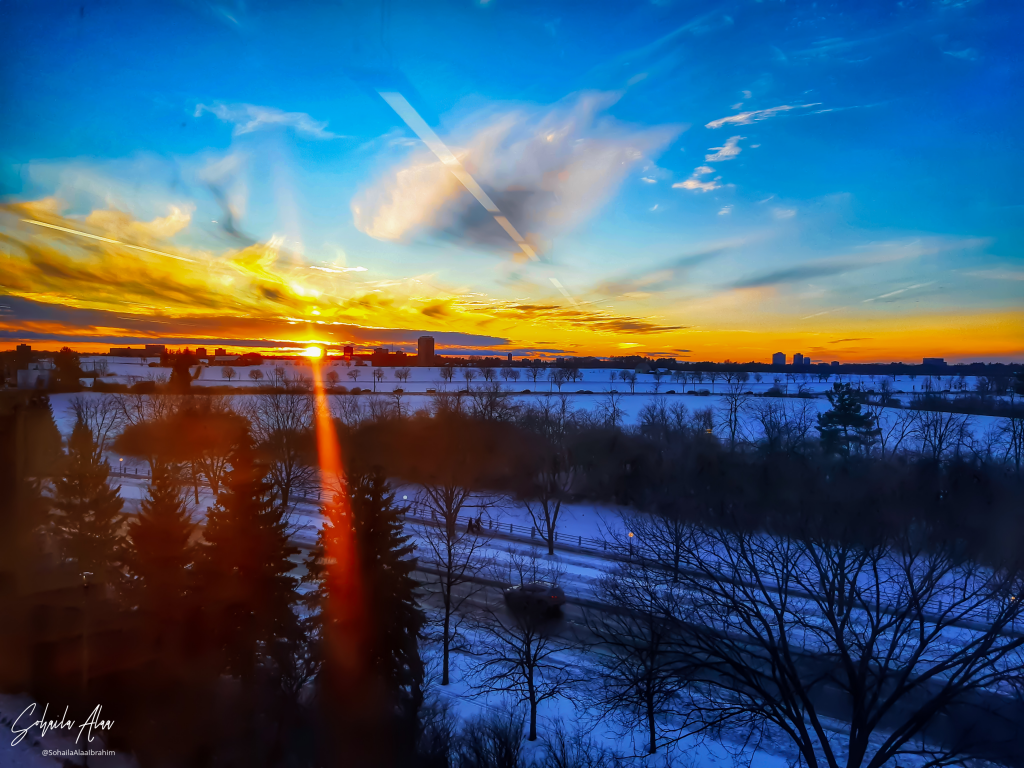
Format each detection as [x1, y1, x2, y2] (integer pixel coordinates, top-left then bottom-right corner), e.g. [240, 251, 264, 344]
[503, 582, 566, 615]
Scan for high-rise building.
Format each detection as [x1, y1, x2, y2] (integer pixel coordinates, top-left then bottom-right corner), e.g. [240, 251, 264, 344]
[772, 352, 785, 366]
[343, 345, 354, 359]
[418, 335, 435, 365]
[831, 361, 840, 369]
[196, 347, 208, 357]
[507, 352, 513, 363]
[803, 357, 812, 366]
[793, 353, 804, 367]
[215, 348, 227, 357]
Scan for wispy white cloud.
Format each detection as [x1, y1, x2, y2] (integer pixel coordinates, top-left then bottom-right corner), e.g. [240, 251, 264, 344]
[706, 103, 820, 128]
[944, 48, 978, 61]
[673, 164, 722, 192]
[705, 136, 744, 162]
[773, 208, 796, 219]
[718, 205, 733, 215]
[352, 92, 681, 249]
[195, 103, 343, 139]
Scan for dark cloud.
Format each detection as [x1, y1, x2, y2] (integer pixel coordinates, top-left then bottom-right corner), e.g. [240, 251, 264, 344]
[828, 337, 871, 344]
[731, 261, 864, 289]
[0, 295, 510, 350]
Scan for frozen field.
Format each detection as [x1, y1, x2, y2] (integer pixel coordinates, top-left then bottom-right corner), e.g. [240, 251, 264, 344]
[78, 357, 999, 397]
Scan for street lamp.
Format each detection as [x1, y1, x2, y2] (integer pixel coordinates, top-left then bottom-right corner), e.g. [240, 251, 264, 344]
[118, 457, 123, 475]
[628, 531, 634, 559]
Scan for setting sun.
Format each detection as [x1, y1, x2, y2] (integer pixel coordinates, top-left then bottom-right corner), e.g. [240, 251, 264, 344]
[302, 345, 324, 358]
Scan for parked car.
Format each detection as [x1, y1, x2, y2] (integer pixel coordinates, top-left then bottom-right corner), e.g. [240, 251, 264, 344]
[503, 582, 566, 614]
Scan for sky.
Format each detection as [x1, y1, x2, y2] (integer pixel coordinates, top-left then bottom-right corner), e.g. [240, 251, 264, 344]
[1, 0, 1022, 363]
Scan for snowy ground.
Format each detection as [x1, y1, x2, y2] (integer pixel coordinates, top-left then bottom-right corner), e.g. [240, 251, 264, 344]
[76, 357, 1002, 398]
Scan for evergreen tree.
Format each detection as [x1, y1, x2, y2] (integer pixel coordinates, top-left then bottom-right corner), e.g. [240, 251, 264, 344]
[0, 393, 62, 580]
[52, 420, 125, 582]
[304, 467, 425, 763]
[817, 383, 878, 458]
[127, 461, 197, 612]
[202, 442, 300, 680]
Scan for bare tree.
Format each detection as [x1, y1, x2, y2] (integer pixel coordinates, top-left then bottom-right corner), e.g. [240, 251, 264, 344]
[462, 368, 477, 389]
[473, 605, 579, 741]
[651, 370, 664, 394]
[508, 368, 521, 385]
[479, 366, 497, 383]
[372, 367, 385, 392]
[548, 368, 568, 393]
[597, 391, 625, 429]
[249, 368, 264, 384]
[673, 522, 1024, 768]
[69, 394, 124, 451]
[330, 392, 364, 428]
[520, 443, 575, 556]
[718, 383, 749, 451]
[243, 392, 316, 507]
[417, 488, 494, 686]
[347, 368, 361, 385]
[997, 414, 1024, 471]
[395, 367, 411, 385]
[325, 370, 339, 388]
[501, 365, 514, 382]
[439, 366, 456, 388]
[914, 409, 973, 462]
[524, 365, 543, 386]
[469, 382, 519, 422]
[222, 366, 236, 382]
[621, 371, 638, 394]
[585, 565, 689, 754]
[865, 404, 918, 460]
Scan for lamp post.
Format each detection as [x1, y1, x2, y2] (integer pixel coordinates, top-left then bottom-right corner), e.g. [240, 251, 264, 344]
[628, 531, 634, 559]
[118, 457, 123, 475]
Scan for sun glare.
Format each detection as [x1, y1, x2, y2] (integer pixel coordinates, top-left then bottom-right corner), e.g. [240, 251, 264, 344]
[302, 345, 324, 358]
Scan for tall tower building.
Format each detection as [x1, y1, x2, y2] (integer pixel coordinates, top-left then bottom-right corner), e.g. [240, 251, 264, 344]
[793, 353, 804, 367]
[772, 352, 785, 366]
[418, 336, 435, 365]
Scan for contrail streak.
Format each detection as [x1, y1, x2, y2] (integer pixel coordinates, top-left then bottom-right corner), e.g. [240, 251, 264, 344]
[21, 219, 197, 263]
[378, 91, 539, 262]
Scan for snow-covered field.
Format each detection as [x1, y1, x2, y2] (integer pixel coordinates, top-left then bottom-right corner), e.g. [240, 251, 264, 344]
[78, 357, 999, 397]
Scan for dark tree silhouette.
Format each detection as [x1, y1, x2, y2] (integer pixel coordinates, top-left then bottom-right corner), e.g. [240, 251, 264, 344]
[817, 382, 877, 457]
[52, 346, 83, 391]
[304, 468, 425, 761]
[201, 443, 300, 680]
[126, 461, 197, 612]
[51, 420, 125, 582]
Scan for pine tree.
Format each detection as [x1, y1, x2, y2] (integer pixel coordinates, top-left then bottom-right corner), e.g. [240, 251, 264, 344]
[127, 462, 197, 612]
[304, 467, 425, 763]
[52, 420, 125, 582]
[202, 442, 300, 680]
[817, 383, 878, 458]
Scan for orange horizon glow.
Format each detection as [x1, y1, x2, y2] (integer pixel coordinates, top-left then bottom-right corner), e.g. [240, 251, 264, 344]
[1, 200, 1022, 365]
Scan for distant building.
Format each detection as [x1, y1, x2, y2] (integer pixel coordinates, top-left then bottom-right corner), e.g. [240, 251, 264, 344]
[196, 347, 208, 358]
[144, 344, 165, 355]
[772, 352, 785, 366]
[804, 357, 812, 366]
[343, 345, 354, 359]
[793, 353, 804, 367]
[923, 357, 947, 367]
[17, 361, 52, 389]
[16, 344, 31, 355]
[507, 352, 513, 363]
[831, 361, 840, 369]
[215, 348, 227, 357]
[418, 336, 435, 365]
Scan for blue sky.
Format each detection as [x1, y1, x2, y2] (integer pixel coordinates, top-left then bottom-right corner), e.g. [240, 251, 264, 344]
[1, 0, 1022, 361]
